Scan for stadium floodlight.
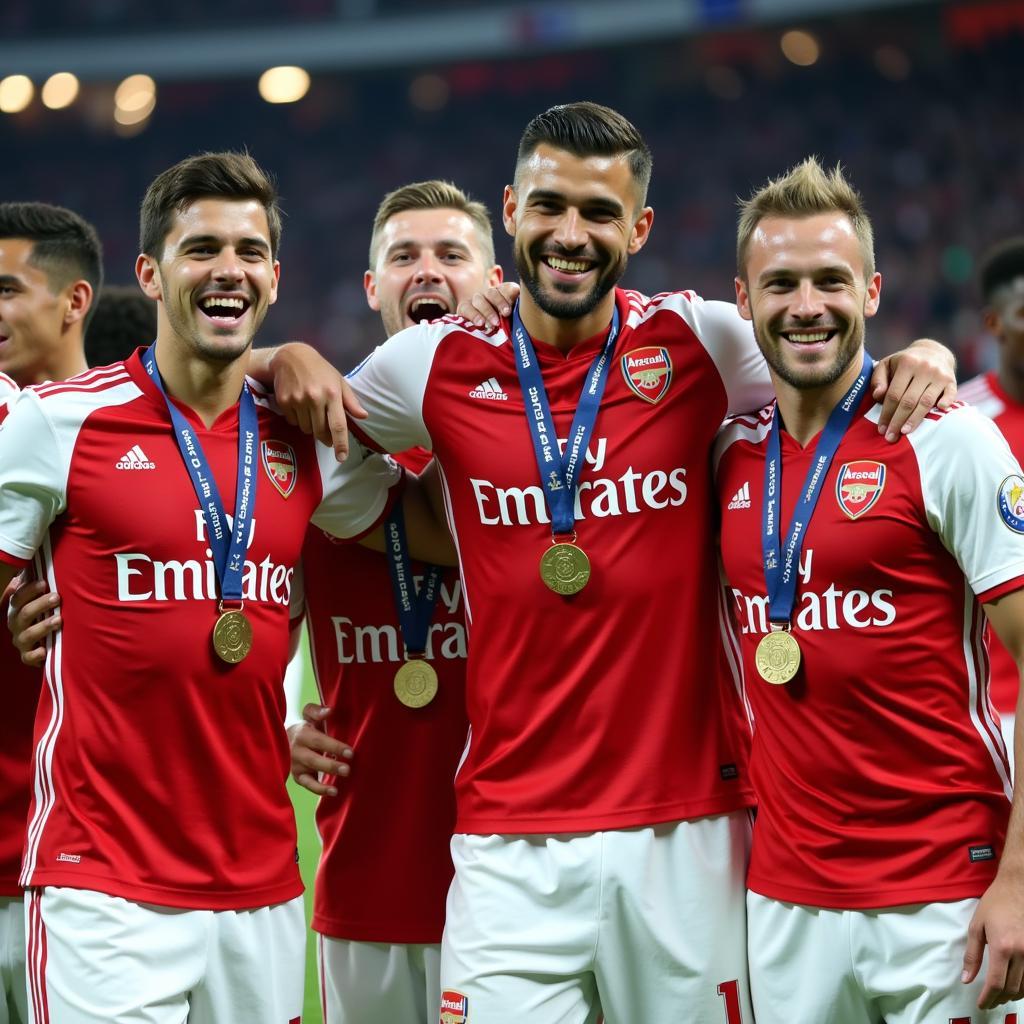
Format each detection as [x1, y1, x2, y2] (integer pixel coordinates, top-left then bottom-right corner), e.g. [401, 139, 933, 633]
[258, 66, 310, 104]
[780, 29, 820, 67]
[0, 75, 33, 114]
[41, 72, 80, 110]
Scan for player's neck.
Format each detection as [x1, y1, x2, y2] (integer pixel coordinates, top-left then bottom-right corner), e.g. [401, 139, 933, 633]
[20, 340, 87, 386]
[152, 334, 250, 427]
[997, 362, 1024, 405]
[518, 290, 616, 354]
[773, 353, 865, 448]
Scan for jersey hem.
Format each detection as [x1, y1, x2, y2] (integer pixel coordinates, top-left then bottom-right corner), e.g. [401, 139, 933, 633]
[26, 872, 303, 910]
[0, 881, 23, 898]
[454, 790, 756, 835]
[0, 547, 29, 569]
[311, 912, 443, 944]
[747, 875, 993, 909]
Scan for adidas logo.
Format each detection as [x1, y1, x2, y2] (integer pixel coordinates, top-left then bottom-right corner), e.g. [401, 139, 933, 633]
[468, 377, 509, 401]
[727, 482, 751, 510]
[115, 445, 156, 470]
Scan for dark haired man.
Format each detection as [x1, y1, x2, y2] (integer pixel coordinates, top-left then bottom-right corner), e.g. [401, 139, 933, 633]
[0, 201, 101, 1024]
[85, 285, 158, 366]
[962, 237, 1024, 766]
[0, 152, 448, 1023]
[257, 103, 956, 1022]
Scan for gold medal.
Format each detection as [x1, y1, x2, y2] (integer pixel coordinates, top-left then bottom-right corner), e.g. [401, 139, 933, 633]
[755, 629, 801, 685]
[212, 607, 253, 664]
[394, 659, 439, 708]
[539, 542, 590, 596]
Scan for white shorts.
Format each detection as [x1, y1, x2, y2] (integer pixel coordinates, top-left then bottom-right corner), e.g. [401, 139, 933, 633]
[0, 897, 27, 1024]
[747, 891, 1021, 1023]
[318, 935, 440, 1023]
[24, 887, 304, 1024]
[441, 813, 753, 1024]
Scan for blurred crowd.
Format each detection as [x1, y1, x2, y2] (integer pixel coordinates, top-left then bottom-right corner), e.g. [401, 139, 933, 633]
[0, 3, 1018, 375]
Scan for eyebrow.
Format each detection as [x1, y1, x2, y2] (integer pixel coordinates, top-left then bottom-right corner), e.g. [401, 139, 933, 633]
[757, 264, 854, 285]
[385, 238, 473, 257]
[528, 189, 626, 219]
[178, 234, 271, 254]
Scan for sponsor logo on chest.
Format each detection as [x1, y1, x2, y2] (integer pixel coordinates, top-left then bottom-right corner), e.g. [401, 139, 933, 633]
[835, 460, 885, 520]
[262, 440, 297, 498]
[621, 346, 672, 404]
[440, 991, 469, 1024]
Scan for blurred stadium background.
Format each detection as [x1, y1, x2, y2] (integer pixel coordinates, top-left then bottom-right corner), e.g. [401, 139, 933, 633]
[2, 0, 1020, 1019]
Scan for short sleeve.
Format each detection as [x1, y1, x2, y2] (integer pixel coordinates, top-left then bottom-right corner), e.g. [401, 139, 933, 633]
[345, 323, 440, 453]
[311, 438, 403, 541]
[0, 392, 67, 565]
[911, 405, 1024, 600]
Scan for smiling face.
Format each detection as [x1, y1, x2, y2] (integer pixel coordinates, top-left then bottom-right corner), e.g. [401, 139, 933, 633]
[503, 144, 652, 329]
[136, 197, 279, 364]
[0, 237, 87, 384]
[365, 207, 501, 337]
[736, 211, 881, 395]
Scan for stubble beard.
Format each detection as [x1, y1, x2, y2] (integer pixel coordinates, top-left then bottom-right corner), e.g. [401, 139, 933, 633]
[514, 240, 626, 322]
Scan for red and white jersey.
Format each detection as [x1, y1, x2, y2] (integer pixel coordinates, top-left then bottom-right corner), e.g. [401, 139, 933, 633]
[961, 370, 1024, 715]
[0, 351, 401, 910]
[301, 447, 467, 943]
[346, 287, 771, 834]
[0, 371, 38, 896]
[715, 395, 1024, 909]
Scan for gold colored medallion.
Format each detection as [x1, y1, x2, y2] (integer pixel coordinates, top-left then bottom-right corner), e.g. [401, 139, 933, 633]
[539, 543, 591, 596]
[394, 660, 439, 708]
[213, 608, 253, 664]
[755, 629, 801, 685]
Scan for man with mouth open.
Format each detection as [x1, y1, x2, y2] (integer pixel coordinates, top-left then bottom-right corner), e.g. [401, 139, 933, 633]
[286, 180, 501, 1024]
[0, 152, 452, 1023]
[715, 158, 1024, 1021]
[254, 103, 957, 1022]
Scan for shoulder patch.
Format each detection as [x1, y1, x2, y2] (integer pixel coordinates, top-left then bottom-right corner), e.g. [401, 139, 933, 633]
[998, 474, 1024, 534]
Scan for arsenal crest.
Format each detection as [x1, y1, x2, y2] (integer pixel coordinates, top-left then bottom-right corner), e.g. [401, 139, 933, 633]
[835, 460, 885, 520]
[621, 346, 672, 404]
[439, 990, 469, 1024]
[261, 440, 297, 498]
[998, 474, 1024, 534]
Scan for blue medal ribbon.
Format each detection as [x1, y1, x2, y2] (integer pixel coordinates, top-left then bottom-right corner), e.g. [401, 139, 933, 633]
[384, 499, 443, 658]
[763, 351, 873, 627]
[142, 345, 258, 606]
[511, 300, 619, 537]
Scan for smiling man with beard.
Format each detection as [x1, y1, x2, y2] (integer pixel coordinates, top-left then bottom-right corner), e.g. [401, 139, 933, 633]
[715, 158, 1024, 1022]
[256, 103, 959, 1023]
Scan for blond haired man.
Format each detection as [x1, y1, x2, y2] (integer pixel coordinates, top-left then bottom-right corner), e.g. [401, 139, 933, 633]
[287, 180, 500, 1024]
[715, 158, 1024, 1022]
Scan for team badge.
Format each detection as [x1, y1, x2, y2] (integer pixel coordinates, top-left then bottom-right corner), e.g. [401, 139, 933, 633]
[261, 440, 297, 498]
[998, 474, 1024, 534]
[621, 346, 672, 404]
[439, 990, 469, 1024]
[835, 460, 885, 520]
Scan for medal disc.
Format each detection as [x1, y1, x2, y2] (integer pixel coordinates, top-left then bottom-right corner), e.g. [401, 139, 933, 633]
[755, 630, 801, 685]
[212, 609, 253, 664]
[539, 543, 591, 596]
[394, 660, 439, 708]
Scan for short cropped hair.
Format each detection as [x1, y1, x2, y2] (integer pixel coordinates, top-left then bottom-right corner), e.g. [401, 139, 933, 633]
[140, 151, 281, 260]
[85, 285, 158, 367]
[737, 157, 875, 280]
[515, 101, 653, 207]
[368, 180, 496, 269]
[980, 237, 1024, 304]
[0, 202, 103, 328]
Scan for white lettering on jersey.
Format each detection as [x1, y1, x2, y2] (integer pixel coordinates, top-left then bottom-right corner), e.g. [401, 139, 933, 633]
[330, 618, 467, 666]
[730, 546, 895, 635]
